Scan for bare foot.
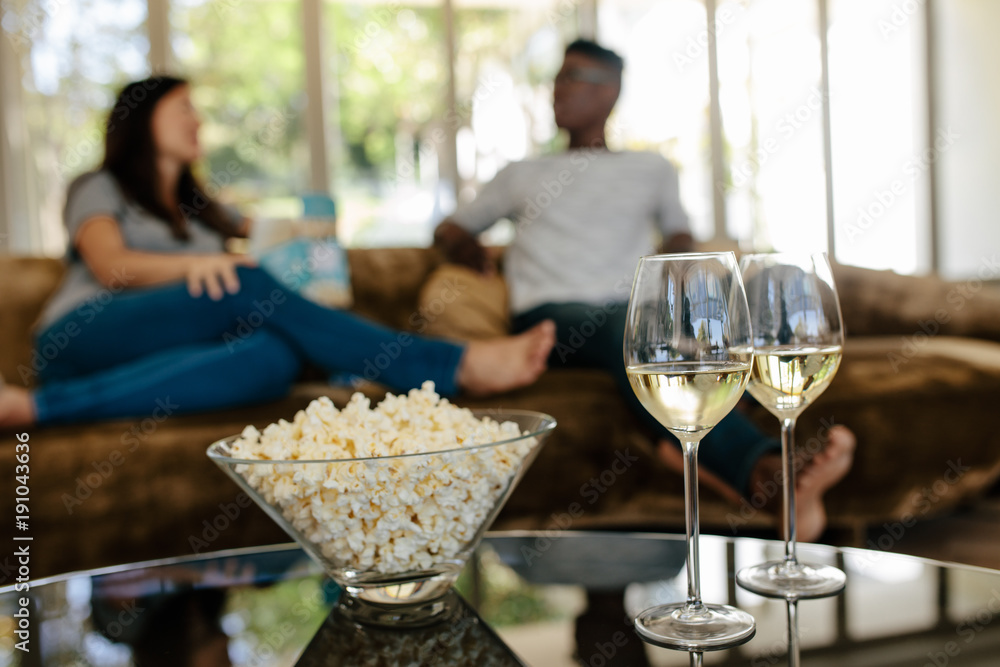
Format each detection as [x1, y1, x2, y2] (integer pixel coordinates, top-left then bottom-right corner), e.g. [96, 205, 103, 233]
[748, 425, 856, 542]
[457, 320, 556, 396]
[0, 380, 36, 430]
[795, 425, 855, 542]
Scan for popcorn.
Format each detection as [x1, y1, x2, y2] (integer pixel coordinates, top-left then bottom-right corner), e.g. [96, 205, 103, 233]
[230, 382, 536, 575]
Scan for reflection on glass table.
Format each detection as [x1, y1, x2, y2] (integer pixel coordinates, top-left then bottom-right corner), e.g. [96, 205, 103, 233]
[622, 252, 757, 651]
[296, 592, 522, 667]
[5, 533, 1000, 665]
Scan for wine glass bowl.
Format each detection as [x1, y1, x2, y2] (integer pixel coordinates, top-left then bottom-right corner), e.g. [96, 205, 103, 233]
[741, 255, 843, 418]
[736, 252, 846, 599]
[624, 252, 756, 650]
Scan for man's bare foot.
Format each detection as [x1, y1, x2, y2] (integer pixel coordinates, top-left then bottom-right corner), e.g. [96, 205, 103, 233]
[0, 380, 36, 430]
[748, 426, 856, 542]
[457, 320, 556, 396]
[795, 425, 855, 542]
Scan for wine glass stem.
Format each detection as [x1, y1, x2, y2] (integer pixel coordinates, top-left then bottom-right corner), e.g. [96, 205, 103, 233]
[781, 417, 798, 566]
[681, 436, 704, 610]
[690, 651, 704, 667]
[787, 599, 801, 667]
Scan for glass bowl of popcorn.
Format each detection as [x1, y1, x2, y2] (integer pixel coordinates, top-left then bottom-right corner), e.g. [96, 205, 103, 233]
[207, 383, 556, 627]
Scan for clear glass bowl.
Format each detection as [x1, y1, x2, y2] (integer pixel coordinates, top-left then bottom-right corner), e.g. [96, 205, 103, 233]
[207, 409, 556, 627]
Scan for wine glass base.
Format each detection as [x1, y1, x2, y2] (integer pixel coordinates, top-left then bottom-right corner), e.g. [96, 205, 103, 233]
[737, 560, 846, 600]
[634, 602, 756, 651]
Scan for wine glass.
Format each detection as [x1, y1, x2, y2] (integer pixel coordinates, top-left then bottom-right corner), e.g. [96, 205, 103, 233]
[786, 598, 802, 667]
[624, 252, 756, 651]
[736, 252, 846, 599]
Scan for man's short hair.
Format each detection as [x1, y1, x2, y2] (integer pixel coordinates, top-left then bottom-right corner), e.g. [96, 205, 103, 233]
[565, 39, 625, 76]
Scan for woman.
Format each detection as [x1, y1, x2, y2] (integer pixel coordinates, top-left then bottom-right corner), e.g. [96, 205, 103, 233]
[0, 76, 555, 429]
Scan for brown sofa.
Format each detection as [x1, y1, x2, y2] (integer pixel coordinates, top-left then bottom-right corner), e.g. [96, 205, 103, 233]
[3, 249, 1000, 581]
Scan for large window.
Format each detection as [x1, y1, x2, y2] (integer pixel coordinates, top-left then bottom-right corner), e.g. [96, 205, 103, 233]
[828, 0, 926, 275]
[172, 0, 309, 218]
[0, 0, 992, 280]
[3, 0, 149, 254]
[717, 0, 826, 253]
[326, 0, 574, 247]
[326, 1, 449, 246]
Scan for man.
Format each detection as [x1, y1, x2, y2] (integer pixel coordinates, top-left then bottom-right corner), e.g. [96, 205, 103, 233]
[434, 39, 854, 543]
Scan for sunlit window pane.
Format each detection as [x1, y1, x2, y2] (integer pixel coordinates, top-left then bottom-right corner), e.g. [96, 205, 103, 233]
[171, 0, 308, 218]
[4, 0, 148, 254]
[828, 0, 925, 274]
[326, 0, 575, 248]
[932, 1, 1000, 280]
[452, 0, 574, 185]
[717, 0, 827, 253]
[326, 1, 448, 247]
[598, 0, 714, 241]
[450, 0, 575, 245]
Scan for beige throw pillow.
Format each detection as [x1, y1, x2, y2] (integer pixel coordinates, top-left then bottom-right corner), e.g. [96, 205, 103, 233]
[415, 265, 509, 341]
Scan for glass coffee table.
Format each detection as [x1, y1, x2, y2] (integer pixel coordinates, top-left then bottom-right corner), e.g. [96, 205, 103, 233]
[4, 530, 1000, 666]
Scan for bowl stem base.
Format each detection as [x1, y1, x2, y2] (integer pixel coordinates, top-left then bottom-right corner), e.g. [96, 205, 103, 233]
[337, 589, 461, 628]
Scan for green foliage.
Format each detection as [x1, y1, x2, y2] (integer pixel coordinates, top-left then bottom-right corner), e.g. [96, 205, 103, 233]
[173, 0, 308, 202]
[225, 575, 332, 661]
[457, 547, 574, 628]
[10, 0, 573, 244]
[15, 0, 150, 182]
[331, 4, 447, 183]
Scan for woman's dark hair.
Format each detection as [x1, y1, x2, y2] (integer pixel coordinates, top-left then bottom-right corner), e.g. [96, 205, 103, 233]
[100, 75, 234, 240]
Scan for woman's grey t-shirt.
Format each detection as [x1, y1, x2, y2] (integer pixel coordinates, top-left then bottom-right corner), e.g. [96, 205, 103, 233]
[38, 170, 239, 331]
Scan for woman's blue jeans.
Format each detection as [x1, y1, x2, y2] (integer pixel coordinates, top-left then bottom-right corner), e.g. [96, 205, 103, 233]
[513, 302, 779, 496]
[33, 267, 464, 425]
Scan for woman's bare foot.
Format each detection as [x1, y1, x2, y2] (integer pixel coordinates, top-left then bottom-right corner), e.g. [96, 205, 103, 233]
[0, 380, 36, 430]
[457, 320, 556, 396]
[748, 425, 856, 542]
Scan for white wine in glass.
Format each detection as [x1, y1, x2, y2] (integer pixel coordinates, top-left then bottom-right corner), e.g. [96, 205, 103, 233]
[624, 252, 756, 651]
[749, 347, 841, 414]
[736, 252, 846, 599]
[628, 361, 752, 432]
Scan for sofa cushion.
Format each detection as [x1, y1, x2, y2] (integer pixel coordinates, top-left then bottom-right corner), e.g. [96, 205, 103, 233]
[0, 257, 65, 387]
[417, 265, 509, 340]
[345, 247, 443, 330]
[832, 263, 1000, 342]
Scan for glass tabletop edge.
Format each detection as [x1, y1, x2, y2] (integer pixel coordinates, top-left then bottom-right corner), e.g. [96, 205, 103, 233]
[0, 541, 307, 594]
